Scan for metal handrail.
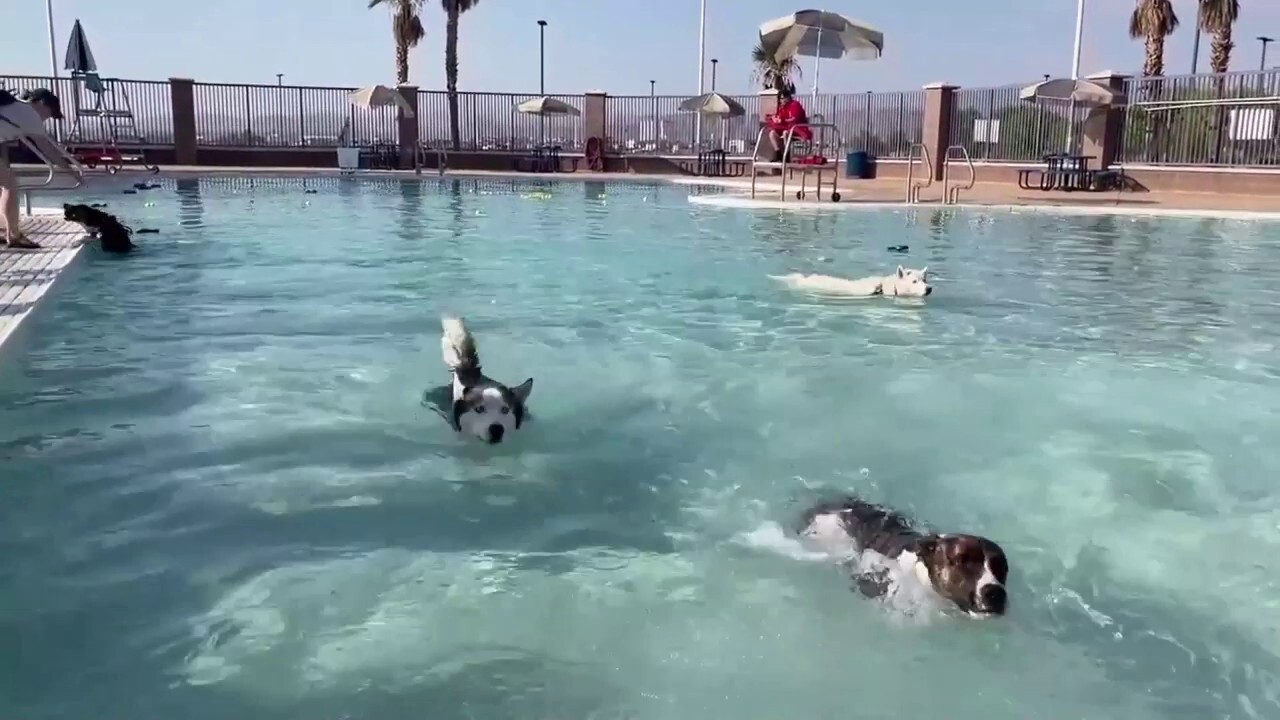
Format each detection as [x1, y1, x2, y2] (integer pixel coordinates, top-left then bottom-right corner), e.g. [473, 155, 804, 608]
[414, 143, 448, 176]
[942, 144, 976, 205]
[904, 142, 933, 203]
[14, 135, 86, 216]
[750, 121, 844, 200]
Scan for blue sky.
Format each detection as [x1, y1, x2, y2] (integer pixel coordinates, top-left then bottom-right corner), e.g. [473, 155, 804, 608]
[4, 0, 1279, 95]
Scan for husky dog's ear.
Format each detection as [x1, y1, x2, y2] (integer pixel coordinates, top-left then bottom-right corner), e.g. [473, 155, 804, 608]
[920, 266, 929, 278]
[896, 265, 906, 278]
[450, 397, 468, 432]
[512, 378, 533, 403]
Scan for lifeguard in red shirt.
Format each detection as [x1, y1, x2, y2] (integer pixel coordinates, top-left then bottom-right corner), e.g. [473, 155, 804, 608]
[764, 83, 812, 162]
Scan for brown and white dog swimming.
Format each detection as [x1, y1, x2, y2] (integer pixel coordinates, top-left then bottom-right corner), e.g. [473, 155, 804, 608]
[422, 316, 533, 444]
[797, 496, 1009, 617]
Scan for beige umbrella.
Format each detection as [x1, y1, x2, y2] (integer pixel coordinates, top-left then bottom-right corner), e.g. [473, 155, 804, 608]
[678, 92, 747, 117]
[515, 96, 581, 116]
[349, 84, 415, 117]
[759, 10, 884, 95]
[1019, 78, 1124, 106]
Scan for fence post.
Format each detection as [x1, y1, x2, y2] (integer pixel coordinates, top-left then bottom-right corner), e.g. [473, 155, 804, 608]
[1083, 71, 1130, 170]
[168, 78, 198, 166]
[922, 82, 957, 180]
[396, 85, 419, 169]
[583, 90, 607, 146]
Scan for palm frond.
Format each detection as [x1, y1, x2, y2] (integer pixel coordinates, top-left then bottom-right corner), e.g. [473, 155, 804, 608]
[1197, 0, 1239, 32]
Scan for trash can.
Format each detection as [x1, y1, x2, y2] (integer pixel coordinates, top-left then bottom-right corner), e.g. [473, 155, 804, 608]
[846, 151, 874, 179]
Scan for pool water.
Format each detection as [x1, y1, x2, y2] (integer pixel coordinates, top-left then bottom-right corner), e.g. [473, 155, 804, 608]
[2, 176, 1279, 720]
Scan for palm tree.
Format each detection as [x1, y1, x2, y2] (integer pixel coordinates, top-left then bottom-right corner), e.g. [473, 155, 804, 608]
[441, 0, 479, 151]
[1198, 0, 1240, 73]
[1128, 0, 1180, 78]
[750, 42, 802, 91]
[368, 0, 427, 85]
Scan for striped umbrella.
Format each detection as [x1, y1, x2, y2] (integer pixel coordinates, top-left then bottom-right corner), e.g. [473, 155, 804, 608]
[63, 19, 98, 74]
[759, 10, 884, 97]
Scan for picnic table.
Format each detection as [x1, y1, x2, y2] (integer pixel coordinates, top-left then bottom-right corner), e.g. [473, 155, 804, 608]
[1018, 153, 1098, 192]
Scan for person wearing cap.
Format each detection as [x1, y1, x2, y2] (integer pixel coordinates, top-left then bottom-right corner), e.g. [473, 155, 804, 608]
[0, 88, 79, 249]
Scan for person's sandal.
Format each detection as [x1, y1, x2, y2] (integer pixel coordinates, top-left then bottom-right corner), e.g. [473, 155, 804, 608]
[4, 233, 41, 250]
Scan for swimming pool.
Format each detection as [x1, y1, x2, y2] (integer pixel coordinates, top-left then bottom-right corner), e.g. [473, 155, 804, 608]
[2, 175, 1279, 719]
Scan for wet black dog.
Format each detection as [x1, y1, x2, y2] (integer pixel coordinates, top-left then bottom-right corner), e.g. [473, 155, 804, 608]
[63, 203, 135, 254]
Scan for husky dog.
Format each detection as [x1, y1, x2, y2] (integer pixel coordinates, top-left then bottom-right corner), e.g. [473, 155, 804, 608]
[422, 316, 533, 444]
[770, 266, 932, 298]
[797, 496, 1009, 617]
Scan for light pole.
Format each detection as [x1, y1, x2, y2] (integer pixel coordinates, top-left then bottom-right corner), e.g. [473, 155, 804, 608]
[537, 20, 547, 147]
[1259, 36, 1275, 72]
[650, 79, 657, 148]
[45, 0, 62, 141]
[1066, 0, 1085, 153]
[45, 0, 58, 80]
[695, 0, 707, 147]
[711, 59, 718, 91]
[276, 73, 283, 86]
[1191, 25, 1202, 74]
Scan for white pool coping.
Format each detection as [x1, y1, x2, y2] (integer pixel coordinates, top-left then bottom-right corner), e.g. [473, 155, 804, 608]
[0, 209, 91, 361]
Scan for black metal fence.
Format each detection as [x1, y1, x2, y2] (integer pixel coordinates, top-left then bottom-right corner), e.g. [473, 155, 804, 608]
[4, 70, 1280, 166]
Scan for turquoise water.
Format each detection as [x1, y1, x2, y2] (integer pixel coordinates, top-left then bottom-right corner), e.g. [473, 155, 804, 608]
[2, 176, 1280, 719]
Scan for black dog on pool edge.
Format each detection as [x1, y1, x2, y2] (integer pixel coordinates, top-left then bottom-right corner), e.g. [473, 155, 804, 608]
[63, 203, 135, 254]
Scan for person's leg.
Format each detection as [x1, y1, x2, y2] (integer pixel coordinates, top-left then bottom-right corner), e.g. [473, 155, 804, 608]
[0, 148, 39, 249]
[767, 129, 783, 160]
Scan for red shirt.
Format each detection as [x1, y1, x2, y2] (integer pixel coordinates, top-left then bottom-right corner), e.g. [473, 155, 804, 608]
[768, 98, 812, 142]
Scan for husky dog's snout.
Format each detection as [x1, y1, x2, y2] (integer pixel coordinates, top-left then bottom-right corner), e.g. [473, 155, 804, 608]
[424, 315, 534, 444]
[487, 424, 505, 443]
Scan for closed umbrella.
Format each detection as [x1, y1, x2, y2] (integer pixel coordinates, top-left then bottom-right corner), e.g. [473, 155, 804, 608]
[515, 97, 581, 116]
[759, 10, 884, 97]
[349, 85, 415, 118]
[63, 19, 98, 74]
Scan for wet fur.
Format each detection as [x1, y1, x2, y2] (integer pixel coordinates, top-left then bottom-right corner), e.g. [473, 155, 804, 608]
[770, 266, 931, 298]
[423, 316, 533, 444]
[797, 496, 1009, 616]
[63, 203, 135, 254]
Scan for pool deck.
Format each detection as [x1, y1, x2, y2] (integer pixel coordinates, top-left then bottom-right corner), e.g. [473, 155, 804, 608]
[0, 214, 89, 356]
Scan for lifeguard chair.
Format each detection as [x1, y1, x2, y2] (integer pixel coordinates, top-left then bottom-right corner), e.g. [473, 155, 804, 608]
[61, 19, 159, 174]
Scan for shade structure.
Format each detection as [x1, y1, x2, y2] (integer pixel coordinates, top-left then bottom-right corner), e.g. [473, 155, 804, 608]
[678, 92, 747, 117]
[515, 96, 582, 116]
[349, 85, 415, 118]
[63, 19, 98, 74]
[759, 10, 884, 63]
[759, 10, 883, 96]
[1019, 78, 1124, 106]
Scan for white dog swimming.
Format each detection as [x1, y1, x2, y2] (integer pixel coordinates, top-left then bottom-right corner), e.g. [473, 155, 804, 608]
[770, 266, 932, 298]
[421, 316, 534, 444]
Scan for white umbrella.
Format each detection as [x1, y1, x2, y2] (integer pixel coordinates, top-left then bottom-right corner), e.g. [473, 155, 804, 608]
[63, 19, 98, 74]
[759, 10, 884, 96]
[678, 92, 747, 117]
[515, 96, 581, 116]
[1019, 78, 1124, 106]
[349, 85, 415, 117]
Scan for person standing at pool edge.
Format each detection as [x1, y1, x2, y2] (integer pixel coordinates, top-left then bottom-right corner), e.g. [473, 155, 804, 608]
[0, 88, 79, 249]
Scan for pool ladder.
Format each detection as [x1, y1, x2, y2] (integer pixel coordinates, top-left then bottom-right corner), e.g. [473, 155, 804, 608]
[904, 143, 933, 203]
[414, 143, 448, 176]
[941, 144, 976, 205]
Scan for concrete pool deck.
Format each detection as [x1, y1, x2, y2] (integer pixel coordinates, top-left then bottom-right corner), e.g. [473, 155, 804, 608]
[0, 213, 90, 357]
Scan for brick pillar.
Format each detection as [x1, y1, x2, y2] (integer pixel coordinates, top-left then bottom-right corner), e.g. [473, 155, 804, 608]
[168, 78, 197, 166]
[922, 82, 957, 181]
[1082, 71, 1130, 170]
[396, 85, 419, 169]
[583, 90, 607, 144]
